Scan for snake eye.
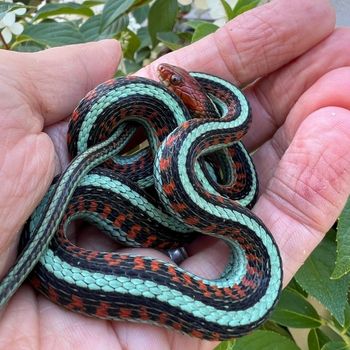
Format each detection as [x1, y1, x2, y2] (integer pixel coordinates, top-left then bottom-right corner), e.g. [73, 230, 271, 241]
[170, 74, 182, 86]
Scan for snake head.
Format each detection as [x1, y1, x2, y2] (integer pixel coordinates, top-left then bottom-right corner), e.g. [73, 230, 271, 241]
[158, 63, 211, 118]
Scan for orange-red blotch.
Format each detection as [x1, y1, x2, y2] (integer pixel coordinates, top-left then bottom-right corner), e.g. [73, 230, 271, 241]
[159, 312, 168, 324]
[191, 330, 203, 338]
[96, 301, 110, 318]
[159, 158, 171, 171]
[48, 285, 59, 303]
[102, 204, 112, 219]
[128, 224, 142, 240]
[162, 181, 176, 195]
[103, 253, 121, 267]
[86, 251, 99, 262]
[171, 202, 187, 213]
[120, 308, 132, 319]
[139, 306, 149, 320]
[134, 257, 145, 270]
[185, 216, 200, 225]
[151, 260, 160, 272]
[68, 295, 84, 310]
[114, 213, 127, 228]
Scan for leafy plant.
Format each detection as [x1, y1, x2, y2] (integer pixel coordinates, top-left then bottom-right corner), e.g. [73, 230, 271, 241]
[1, 1, 350, 349]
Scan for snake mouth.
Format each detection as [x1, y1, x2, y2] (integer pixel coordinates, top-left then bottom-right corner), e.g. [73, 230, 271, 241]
[158, 73, 170, 87]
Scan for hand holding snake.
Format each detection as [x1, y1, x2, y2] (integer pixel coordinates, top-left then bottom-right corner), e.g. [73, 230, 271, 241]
[0, 0, 349, 349]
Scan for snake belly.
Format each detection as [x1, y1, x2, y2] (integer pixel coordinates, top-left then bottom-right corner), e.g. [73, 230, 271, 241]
[18, 72, 282, 340]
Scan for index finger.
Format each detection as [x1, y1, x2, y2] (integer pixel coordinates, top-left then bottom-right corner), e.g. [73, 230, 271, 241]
[137, 0, 335, 85]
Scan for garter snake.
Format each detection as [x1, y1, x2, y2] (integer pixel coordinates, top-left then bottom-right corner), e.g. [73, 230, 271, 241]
[0, 64, 282, 340]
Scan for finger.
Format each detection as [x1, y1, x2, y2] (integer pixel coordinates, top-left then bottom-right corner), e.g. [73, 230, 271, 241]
[137, 0, 335, 85]
[253, 105, 350, 285]
[245, 28, 350, 150]
[24, 39, 121, 125]
[254, 67, 350, 192]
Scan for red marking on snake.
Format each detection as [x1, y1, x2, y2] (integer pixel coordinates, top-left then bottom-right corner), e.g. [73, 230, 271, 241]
[30, 276, 41, 289]
[48, 285, 59, 303]
[183, 274, 193, 286]
[71, 110, 79, 121]
[159, 158, 171, 171]
[233, 285, 246, 298]
[242, 276, 256, 289]
[163, 181, 176, 195]
[102, 204, 112, 219]
[185, 216, 200, 225]
[166, 134, 178, 147]
[191, 330, 203, 338]
[151, 260, 160, 272]
[247, 265, 258, 275]
[139, 306, 149, 320]
[120, 308, 132, 319]
[96, 301, 110, 318]
[114, 213, 126, 228]
[212, 286, 224, 298]
[134, 257, 145, 270]
[103, 253, 121, 266]
[145, 235, 157, 246]
[89, 200, 98, 212]
[172, 322, 182, 330]
[67, 295, 84, 310]
[86, 251, 99, 262]
[159, 312, 168, 324]
[128, 224, 142, 240]
[171, 202, 187, 212]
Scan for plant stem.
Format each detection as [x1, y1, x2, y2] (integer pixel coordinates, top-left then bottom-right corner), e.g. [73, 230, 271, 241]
[325, 318, 350, 345]
[0, 32, 9, 50]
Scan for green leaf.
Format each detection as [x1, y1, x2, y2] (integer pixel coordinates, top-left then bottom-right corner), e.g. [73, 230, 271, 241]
[157, 31, 182, 50]
[308, 329, 331, 350]
[287, 278, 308, 297]
[0, 1, 21, 14]
[135, 46, 150, 63]
[80, 14, 128, 41]
[148, 0, 177, 47]
[191, 22, 219, 42]
[12, 39, 45, 52]
[232, 0, 260, 17]
[137, 26, 151, 48]
[101, 0, 134, 30]
[119, 29, 140, 59]
[260, 320, 293, 339]
[133, 3, 149, 23]
[321, 341, 350, 350]
[186, 19, 211, 30]
[22, 21, 84, 47]
[215, 340, 235, 350]
[231, 330, 301, 350]
[220, 0, 235, 20]
[332, 198, 350, 279]
[270, 288, 321, 328]
[295, 232, 350, 326]
[83, 0, 104, 6]
[34, 3, 94, 21]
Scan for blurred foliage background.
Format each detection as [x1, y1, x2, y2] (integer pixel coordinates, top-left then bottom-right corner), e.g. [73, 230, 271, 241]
[1, 1, 350, 350]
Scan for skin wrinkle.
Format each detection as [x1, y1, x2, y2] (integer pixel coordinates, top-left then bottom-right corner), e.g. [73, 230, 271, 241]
[0, 0, 348, 348]
[213, 25, 243, 86]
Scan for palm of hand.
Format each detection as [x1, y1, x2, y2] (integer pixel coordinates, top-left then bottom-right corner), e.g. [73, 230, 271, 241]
[0, 1, 350, 349]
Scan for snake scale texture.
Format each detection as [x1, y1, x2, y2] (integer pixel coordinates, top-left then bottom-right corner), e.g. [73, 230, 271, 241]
[0, 64, 282, 340]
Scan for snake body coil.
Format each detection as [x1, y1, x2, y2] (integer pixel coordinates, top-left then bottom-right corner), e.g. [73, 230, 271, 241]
[0, 65, 282, 340]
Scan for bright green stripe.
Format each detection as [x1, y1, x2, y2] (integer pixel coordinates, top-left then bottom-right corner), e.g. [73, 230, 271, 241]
[65, 212, 141, 247]
[41, 243, 253, 327]
[79, 173, 192, 233]
[78, 83, 188, 153]
[155, 73, 281, 321]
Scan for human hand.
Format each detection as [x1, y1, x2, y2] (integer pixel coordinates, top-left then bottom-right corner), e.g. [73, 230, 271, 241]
[0, 0, 348, 349]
